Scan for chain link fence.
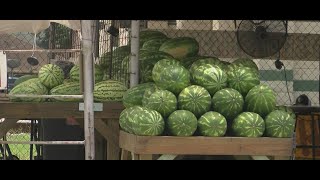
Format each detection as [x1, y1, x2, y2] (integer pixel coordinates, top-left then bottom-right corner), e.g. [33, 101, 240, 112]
[1, 20, 320, 160]
[98, 20, 319, 106]
[0, 22, 81, 160]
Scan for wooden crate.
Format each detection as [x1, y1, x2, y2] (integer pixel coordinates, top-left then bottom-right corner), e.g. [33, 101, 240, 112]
[295, 113, 320, 160]
[119, 131, 294, 160]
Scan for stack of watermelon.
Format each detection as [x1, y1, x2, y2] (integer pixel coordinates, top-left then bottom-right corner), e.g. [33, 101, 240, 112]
[9, 63, 127, 103]
[119, 30, 296, 138]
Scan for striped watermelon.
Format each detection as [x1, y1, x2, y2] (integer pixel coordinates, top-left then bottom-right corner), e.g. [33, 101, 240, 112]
[38, 64, 64, 89]
[152, 58, 181, 81]
[142, 85, 162, 105]
[245, 84, 276, 118]
[227, 66, 260, 96]
[13, 74, 38, 87]
[70, 65, 104, 83]
[198, 111, 227, 137]
[212, 88, 244, 120]
[121, 50, 173, 83]
[232, 112, 265, 137]
[159, 37, 199, 59]
[189, 57, 224, 74]
[178, 85, 211, 118]
[141, 38, 169, 51]
[265, 110, 296, 138]
[154, 64, 190, 95]
[139, 30, 168, 47]
[167, 110, 198, 136]
[232, 58, 259, 71]
[9, 78, 48, 102]
[131, 106, 165, 136]
[93, 80, 127, 102]
[99, 45, 131, 76]
[142, 89, 177, 118]
[119, 106, 165, 136]
[119, 106, 141, 134]
[122, 82, 156, 108]
[275, 106, 296, 120]
[180, 56, 209, 69]
[191, 64, 228, 96]
[49, 82, 81, 102]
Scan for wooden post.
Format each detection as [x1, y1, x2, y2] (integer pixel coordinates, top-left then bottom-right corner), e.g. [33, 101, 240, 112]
[130, 20, 140, 88]
[81, 20, 95, 160]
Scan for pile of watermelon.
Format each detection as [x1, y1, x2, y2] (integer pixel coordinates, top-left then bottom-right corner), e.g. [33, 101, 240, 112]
[9, 63, 127, 103]
[119, 30, 296, 138]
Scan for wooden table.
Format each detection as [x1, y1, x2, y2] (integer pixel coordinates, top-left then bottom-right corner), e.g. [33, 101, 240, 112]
[119, 131, 295, 160]
[0, 102, 124, 160]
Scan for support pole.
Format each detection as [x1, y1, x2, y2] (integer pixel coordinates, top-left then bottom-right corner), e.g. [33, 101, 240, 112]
[81, 20, 95, 160]
[130, 20, 140, 88]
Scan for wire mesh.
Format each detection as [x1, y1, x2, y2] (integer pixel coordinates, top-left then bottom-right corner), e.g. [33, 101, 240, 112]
[98, 20, 319, 106]
[0, 22, 82, 160]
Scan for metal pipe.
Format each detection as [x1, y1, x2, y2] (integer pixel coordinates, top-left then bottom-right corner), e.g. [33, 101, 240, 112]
[7, 95, 83, 99]
[0, 140, 85, 145]
[81, 20, 95, 160]
[130, 20, 140, 88]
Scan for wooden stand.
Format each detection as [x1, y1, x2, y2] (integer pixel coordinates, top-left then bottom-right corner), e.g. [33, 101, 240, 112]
[0, 102, 124, 160]
[119, 131, 294, 160]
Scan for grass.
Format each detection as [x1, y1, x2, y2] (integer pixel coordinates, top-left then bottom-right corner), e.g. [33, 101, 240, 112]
[5, 133, 37, 160]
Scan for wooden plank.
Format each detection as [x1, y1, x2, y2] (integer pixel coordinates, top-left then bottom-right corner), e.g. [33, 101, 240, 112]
[0, 102, 124, 119]
[94, 119, 118, 145]
[106, 119, 120, 160]
[139, 154, 153, 160]
[121, 149, 130, 160]
[0, 119, 19, 137]
[107, 142, 120, 160]
[119, 131, 293, 156]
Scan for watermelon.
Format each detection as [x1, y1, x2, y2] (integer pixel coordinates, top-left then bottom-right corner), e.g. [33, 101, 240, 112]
[119, 106, 165, 136]
[119, 106, 141, 134]
[139, 30, 168, 47]
[212, 88, 244, 120]
[49, 82, 81, 102]
[189, 57, 224, 74]
[227, 66, 260, 96]
[152, 58, 181, 81]
[265, 110, 296, 138]
[9, 78, 48, 102]
[141, 38, 169, 51]
[131, 106, 165, 136]
[232, 58, 259, 71]
[38, 64, 64, 89]
[122, 82, 156, 108]
[142, 85, 162, 105]
[245, 84, 276, 118]
[178, 85, 211, 118]
[275, 105, 296, 120]
[191, 64, 228, 96]
[180, 56, 209, 69]
[198, 111, 227, 137]
[13, 74, 38, 87]
[122, 50, 173, 83]
[167, 110, 198, 136]
[142, 89, 177, 118]
[70, 65, 104, 83]
[154, 64, 190, 95]
[232, 112, 265, 137]
[159, 37, 199, 59]
[93, 80, 127, 102]
[99, 45, 131, 73]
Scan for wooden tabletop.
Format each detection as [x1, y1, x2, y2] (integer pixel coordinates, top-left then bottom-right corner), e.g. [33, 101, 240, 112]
[0, 102, 124, 119]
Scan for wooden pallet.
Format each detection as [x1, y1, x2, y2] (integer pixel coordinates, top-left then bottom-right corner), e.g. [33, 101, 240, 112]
[119, 131, 294, 160]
